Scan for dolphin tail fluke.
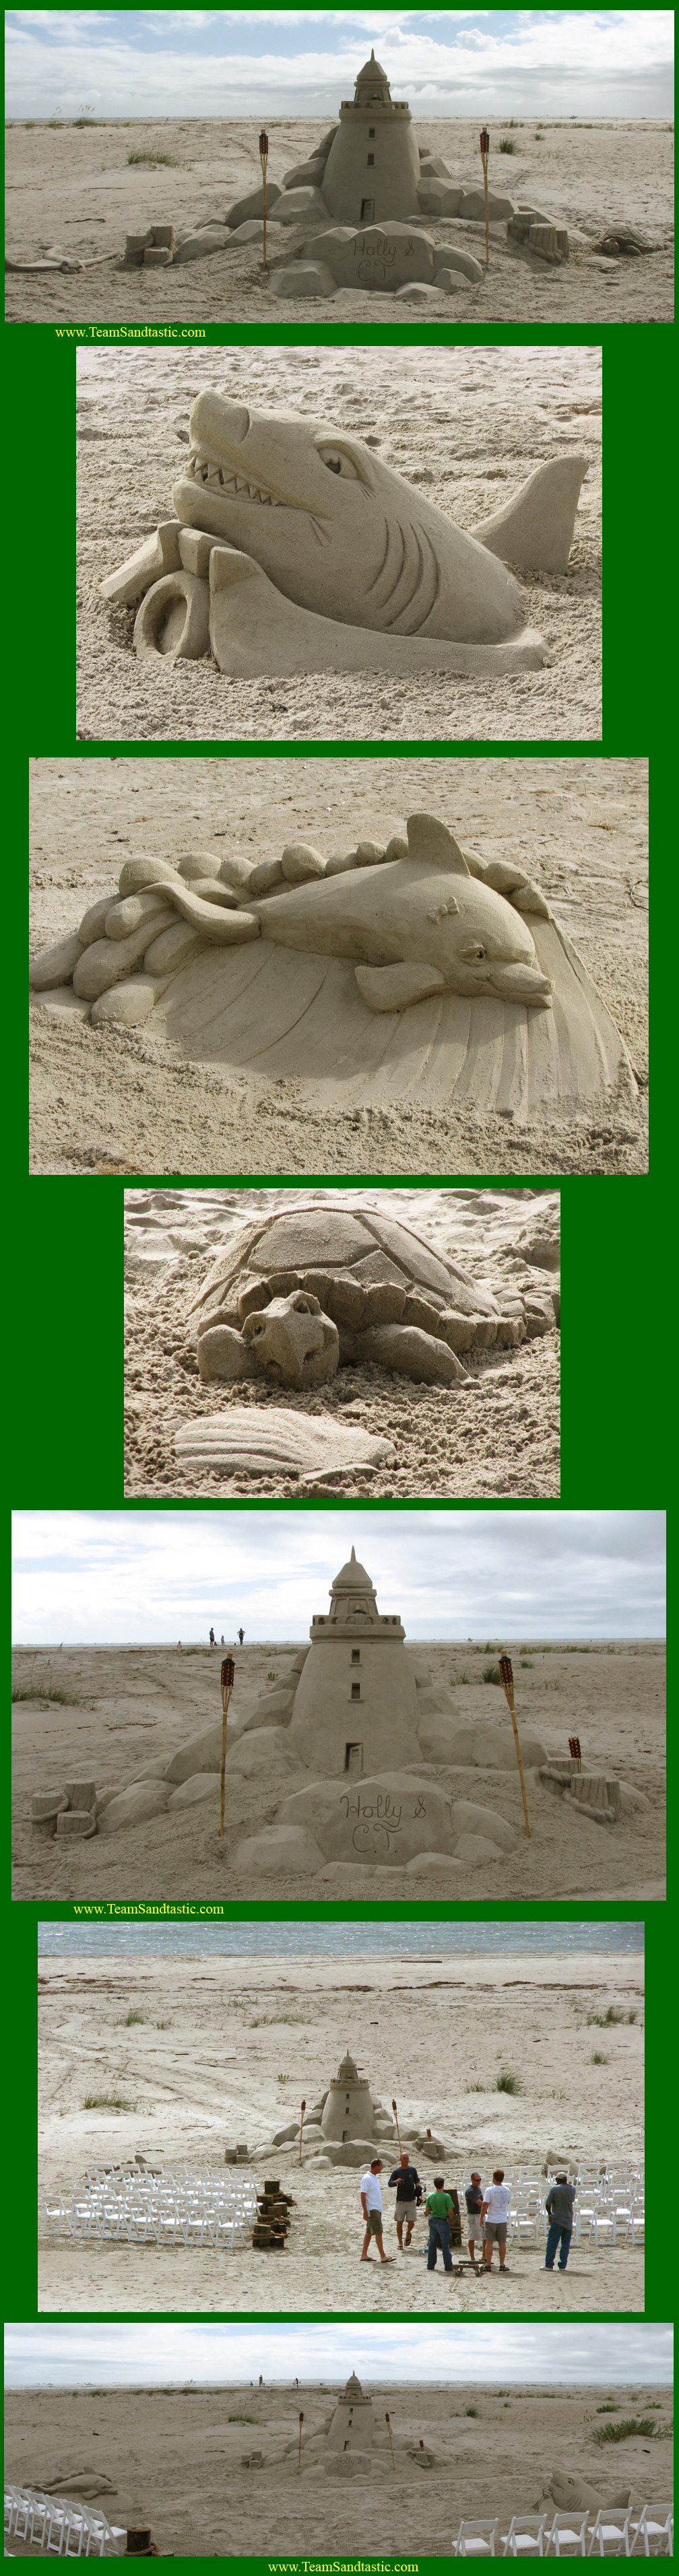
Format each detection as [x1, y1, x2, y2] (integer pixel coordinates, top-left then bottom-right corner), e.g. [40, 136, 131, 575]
[355, 961, 447, 1014]
[471, 455, 588, 574]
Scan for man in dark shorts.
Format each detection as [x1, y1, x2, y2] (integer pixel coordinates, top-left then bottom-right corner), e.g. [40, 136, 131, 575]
[465, 2170, 484, 2268]
[387, 2150, 422, 2249]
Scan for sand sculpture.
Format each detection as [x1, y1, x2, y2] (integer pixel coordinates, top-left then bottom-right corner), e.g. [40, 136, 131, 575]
[98, 392, 587, 680]
[121, 54, 571, 283]
[185, 1200, 557, 1397]
[269, 2049, 449, 2173]
[174, 1407, 398, 1487]
[30, 807, 636, 1126]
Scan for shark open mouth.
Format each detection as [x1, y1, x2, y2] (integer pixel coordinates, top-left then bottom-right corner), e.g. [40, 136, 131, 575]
[187, 443, 284, 506]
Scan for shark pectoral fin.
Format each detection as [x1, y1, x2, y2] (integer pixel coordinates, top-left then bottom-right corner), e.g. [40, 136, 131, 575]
[209, 544, 265, 590]
[406, 813, 471, 873]
[484, 860, 552, 920]
[355, 961, 447, 1014]
[470, 455, 588, 575]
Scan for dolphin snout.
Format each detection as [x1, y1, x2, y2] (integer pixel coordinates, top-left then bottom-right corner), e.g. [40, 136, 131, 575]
[488, 963, 554, 1007]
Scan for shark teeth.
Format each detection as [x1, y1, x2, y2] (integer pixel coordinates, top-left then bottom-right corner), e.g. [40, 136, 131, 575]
[187, 446, 281, 506]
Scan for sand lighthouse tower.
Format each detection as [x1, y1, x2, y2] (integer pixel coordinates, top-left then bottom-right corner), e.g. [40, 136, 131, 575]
[321, 50, 421, 224]
[288, 1545, 420, 1777]
[321, 2049, 376, 2142]
[326, 2372, 375, 2456]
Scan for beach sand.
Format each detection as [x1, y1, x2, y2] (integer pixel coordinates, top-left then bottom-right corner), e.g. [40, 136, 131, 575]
[13, 1639, 666, 1904]
[38, 1948, 643, 2318]
[124, 1184, 560, 1501]
[6, 114, 674, 324]
[5, 2380, 670, 2556]
[75, 342, 602, 747]
[30, 754, 647, 1181]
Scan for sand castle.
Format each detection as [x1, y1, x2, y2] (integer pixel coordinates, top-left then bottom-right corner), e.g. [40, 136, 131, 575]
[96, 391, 587, 681]
[121, 53, 572, 290]
[30, 810, 637, 1126]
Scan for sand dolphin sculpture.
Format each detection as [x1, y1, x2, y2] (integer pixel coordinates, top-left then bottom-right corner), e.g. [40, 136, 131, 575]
[102, 393, 587, 679]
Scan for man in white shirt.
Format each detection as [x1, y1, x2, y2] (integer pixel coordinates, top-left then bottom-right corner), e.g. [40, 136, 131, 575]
[360, 2158, 393, 2264]
[481, 2167, 511, 2272]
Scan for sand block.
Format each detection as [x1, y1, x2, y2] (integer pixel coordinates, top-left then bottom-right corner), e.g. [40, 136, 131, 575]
[395, 280, 444, 303]
[228, 221, 265, 246]
[167, 1771, 221, 1808]
[432, 244, 484, 285]
[453, 1830, 508, 1863]
[529, 223, 569, 263]
[418, 180, 463, 215]
[282, 156, 328, 190]
[230, 1823, 326, 1876]
[65, 1782, 97, 1811]
[97, 1782, 170, 1833]
[123, 230, 152, 266]
[226, 182, 282, 227]
[91, 976, 160, 1028]
[280, 1770, 455, 1864]
[29, 933, 84, 990]
[164, 1725, 224, 1785]
[435, 1722, 548, 1770]
[174, 1406, 396, 1484]
[306, 222, 434, 289]
[269, 187, 328, 224]
[270, 262, 336, 299]
[56, 1810, 96, 1838]
[457, 187, 516, 221]
[143, 246, 172, 267]
[178, 527, 219, 578]
[240, 1689, 296, 1730]
[449, 1797, 516, 1851]
[173, 228, 230, 263]
[100, 522, 182, 607]
[406, 1851, 464, 1876]
[570, 1772, 622, 1822]
[30, 1792, 68, 1835]
[228, 1728, 298, 1778]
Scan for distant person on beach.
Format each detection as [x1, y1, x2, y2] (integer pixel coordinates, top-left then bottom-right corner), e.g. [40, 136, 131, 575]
[221, 1635, 225, 1647]
[424, 2177, 456, 2272]
[176, 1640, 182, 1652]
[209, 1627, 216, 1648]
[482, 2168, 511, 2272]
[387, 2151, 422, 2249]
[465, 2170, 484, 2268]
[360, 2159, 393, 2264]
[238, 1627, 245, 1645]
[544, 2172, 576, 2271]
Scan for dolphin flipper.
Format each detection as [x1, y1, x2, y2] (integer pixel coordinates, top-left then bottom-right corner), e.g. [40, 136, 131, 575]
[355, 961, 447, 1013]
[471, 456, 588, 574]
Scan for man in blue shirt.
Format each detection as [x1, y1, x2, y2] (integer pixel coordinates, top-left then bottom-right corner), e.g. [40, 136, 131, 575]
[544, 2172, 576, 2271]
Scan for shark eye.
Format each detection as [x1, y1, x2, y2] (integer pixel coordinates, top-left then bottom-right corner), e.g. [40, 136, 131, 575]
[316, 445, 360, 479]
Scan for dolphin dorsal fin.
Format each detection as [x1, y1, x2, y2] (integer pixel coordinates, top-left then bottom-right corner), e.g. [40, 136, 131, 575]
[406, 813, 471, 873]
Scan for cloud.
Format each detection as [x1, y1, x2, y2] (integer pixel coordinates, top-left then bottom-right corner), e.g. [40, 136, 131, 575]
[11, 1510, 666, 1644]
[5, 2321, 673, 2389]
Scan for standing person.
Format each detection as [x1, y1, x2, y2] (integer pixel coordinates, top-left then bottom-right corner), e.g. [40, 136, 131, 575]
[176, 1640, 182, 1653]
[387, 2150, 422, 2249]
[360, 2159, 393, 2264]
[544, 2172, 576, 2272]
[209, 1627, 216, 1648]
[221, 1635, 225, 1648]
[481, 2168, 511, 2272]
[465, 2171, 484, 2269]
[238, 1627, 245, 1646]
[424, 2177, 456, 2272]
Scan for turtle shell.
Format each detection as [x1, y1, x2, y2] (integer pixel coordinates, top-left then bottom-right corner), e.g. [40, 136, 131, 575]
[188, 1200, 499, 1345]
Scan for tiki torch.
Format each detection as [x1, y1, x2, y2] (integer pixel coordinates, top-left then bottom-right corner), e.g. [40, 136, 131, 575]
[480, 126, 490, 267]
[569, 1735, 582, 1773]
[499, 1654, 530, 1838]
[298, 2412, 304, 2470]
[219, 1656, 235, 1838]
[392, 2097, 402, 2155]
[385, 2412, 395, 2470]
[299, 2098, 306, 2163]
[259, 128, 269, 270]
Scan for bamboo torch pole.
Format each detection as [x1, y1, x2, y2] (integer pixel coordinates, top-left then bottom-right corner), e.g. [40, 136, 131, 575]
[385, 2413, 395, 2470]
[298, 2412, 304, 2470]
[480, 126, 490, 267]
[499, 1654, 530, 1838]
[259, 128, 269, 271]
[219, 1656, 234, 1838]
[391, 2097, 402, 2155]
[298, 2099, 306, 2163]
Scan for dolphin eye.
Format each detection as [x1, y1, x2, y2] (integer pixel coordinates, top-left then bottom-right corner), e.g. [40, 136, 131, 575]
[316, 444, 360, 479]
[462, 943, 486, 961]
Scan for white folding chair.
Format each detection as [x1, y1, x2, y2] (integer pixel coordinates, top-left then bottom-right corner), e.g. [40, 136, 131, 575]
[502, 2512, 548, 2555]
[587, 2508, 632, 2555]
[546, 2509, 590, 2556]
[455, 2519, 499, 2556]
[593, 2214, 616, 2249]
[630, 2509, 673, 2557]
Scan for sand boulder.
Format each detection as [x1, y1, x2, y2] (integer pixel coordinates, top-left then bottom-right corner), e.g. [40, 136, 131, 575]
[96, 1782, 170, 1833]
[231, 1824, 326, 1876]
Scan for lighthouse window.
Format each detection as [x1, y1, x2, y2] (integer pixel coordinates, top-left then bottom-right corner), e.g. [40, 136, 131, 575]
[360, 198, 374, 222]
[366, 152, 375, 166]
[368, 126, 375, 136]
[351, 1682, 361, 1700]
[345, 1741, 363, 1774]
[351, 1648, 360, 1662]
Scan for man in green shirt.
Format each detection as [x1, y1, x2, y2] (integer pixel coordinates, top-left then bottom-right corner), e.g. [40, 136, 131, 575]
[425, 2175, 456, 2272]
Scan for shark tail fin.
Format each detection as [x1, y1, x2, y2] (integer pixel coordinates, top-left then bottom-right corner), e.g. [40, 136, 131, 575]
[471, 455, 587, 575]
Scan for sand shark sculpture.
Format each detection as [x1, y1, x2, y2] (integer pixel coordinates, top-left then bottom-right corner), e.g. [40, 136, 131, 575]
[102, 392, 588, 680]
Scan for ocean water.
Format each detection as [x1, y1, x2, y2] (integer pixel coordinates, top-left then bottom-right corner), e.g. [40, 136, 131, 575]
[38, 1919, 643, 1963]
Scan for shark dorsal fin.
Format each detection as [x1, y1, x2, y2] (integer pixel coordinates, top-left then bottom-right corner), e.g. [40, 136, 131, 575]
[406, 813, 471, 873]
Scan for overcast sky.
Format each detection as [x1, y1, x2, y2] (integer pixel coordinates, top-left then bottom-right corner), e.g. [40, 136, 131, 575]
[5, 2321, 672, 2389]
[11, 1510, 666, 1645]
[5, 11, 674, 122]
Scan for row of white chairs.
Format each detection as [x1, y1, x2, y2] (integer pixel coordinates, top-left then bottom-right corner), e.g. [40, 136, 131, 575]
[4, 2487, 126, 2557]
[452, 2506, 672, 2556]
[506, 2208, 644, 2251]
[44, 2163, 258, 2251]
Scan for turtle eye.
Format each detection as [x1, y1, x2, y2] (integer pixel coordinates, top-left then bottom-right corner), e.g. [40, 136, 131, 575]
[316, 444, 360, 479]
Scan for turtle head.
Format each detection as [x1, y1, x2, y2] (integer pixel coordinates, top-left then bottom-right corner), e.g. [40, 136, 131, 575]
[241, 1291, 340, 1388]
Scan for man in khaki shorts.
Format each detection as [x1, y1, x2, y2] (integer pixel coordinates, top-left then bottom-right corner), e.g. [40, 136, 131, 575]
[360, 2159, 393, 2264]
[481, 2167, 511, 2272]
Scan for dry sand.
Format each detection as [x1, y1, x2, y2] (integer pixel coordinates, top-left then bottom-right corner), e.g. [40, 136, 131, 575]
[5, 2381, 672, 2557]
[75, 342, 602, 747]
[38, 1948, 643, 2319]
[13, 1640, 666, 1905]
[124, 1184, 560, 1500]
[30, 754, 647, 1180]
[5, 114, 674, 323]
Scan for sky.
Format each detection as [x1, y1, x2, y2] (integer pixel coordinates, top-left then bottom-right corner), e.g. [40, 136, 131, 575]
[5, 10, 674, 123]
[11, 1509, 666, 1645]
[5, 2321, 672, 2389]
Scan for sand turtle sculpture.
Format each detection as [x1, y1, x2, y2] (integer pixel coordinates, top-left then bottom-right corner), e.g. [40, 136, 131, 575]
[186, 1198, 558, 1392]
